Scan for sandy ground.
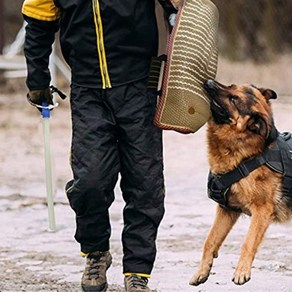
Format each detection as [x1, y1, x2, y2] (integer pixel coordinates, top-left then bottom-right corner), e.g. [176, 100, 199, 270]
[0, 57, 292, 291]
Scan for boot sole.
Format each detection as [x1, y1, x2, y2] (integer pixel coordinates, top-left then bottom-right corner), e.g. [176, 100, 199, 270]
[81, 282, 108, 292]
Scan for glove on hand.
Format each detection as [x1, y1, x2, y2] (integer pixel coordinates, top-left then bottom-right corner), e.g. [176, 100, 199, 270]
[27, 88, 53, 108]
[168, 13, 177, 27]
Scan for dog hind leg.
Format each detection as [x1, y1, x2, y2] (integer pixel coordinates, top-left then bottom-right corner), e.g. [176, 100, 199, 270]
[233, 205, 274, 285]
[190, 206, 240, 286]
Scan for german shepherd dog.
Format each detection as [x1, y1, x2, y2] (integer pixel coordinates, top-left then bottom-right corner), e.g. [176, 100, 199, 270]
[189, 80, 292, 286]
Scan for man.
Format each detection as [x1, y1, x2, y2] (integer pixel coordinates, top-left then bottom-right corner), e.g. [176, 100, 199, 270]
[22, 0, 181, 291]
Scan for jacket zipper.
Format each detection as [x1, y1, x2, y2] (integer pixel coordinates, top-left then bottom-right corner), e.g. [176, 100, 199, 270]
[92, 0, 111, 89]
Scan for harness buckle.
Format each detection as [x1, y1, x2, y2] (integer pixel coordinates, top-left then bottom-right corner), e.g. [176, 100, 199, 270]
[280, 132, 291, 141]
[207, 174, 229, 204]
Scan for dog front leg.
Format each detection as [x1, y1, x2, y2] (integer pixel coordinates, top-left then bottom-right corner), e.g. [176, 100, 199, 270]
[190, 206, 240, 286]
[233, 205, 274, 285]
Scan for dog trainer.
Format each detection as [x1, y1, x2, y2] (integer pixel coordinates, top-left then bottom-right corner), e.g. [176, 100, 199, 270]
[21, 0, 180, 291]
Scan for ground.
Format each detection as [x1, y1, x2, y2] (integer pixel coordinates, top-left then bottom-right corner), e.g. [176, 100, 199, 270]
[0, 57, 292, 291]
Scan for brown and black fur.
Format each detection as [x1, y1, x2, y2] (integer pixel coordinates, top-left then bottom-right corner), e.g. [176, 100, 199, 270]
[190, 80, 292, 286]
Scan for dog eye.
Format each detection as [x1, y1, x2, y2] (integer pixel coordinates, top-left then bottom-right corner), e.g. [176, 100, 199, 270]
[229, 95, 238, 101]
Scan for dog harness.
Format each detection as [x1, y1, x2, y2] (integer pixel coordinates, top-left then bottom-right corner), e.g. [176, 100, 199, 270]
[208, 131, 292, 211]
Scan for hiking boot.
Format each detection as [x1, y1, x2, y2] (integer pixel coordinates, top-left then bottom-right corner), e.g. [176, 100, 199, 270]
[124, 274, 151, 292]
[81, 251, 112, 292]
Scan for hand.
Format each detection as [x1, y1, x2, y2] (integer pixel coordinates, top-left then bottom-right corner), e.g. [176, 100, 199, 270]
[158, 0, 183, 31]
[27, 88, 54, 108]
[168, 13, 177, 28]
[168, 0, 184, 28]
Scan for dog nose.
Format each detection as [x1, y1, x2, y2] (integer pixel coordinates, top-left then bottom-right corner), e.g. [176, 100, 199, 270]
[204, 79, 216, 90]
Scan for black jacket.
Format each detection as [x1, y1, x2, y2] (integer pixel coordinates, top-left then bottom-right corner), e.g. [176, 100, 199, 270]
[22, 0, 175, 90]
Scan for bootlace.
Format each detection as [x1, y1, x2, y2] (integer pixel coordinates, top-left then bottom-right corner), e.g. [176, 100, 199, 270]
[86, 253, 103, 280]
[128, 275, 149, 290]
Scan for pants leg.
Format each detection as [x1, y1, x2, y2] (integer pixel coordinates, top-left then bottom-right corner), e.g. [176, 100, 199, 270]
[106, 79, 165, 275]
[66, 85, 120, 253]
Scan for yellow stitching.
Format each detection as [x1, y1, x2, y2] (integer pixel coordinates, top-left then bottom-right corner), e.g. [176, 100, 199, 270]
[124, 273, 151, 278]
[95, 0, 111, 88]
[92, 0, 106, 88]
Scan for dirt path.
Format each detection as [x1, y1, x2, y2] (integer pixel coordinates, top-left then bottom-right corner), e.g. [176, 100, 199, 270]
[0, 89, 291, 291]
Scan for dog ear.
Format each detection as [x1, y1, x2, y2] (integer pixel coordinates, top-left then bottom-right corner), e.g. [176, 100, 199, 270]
[247, 115, 269, 138]
[259, 88, 277, 100]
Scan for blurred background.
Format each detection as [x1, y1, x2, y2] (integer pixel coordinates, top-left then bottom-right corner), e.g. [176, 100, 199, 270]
[1, 0, 292, 96]
[215, 0, 292, 62]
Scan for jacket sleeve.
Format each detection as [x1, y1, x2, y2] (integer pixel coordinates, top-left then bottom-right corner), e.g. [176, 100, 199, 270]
[22, 0, 61, 90]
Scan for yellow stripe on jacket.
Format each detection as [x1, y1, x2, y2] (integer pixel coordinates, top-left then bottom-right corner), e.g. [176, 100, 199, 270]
[22, 0, 61, 21]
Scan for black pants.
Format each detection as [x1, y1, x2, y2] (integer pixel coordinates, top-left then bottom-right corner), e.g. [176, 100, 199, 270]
[66, 78, 165, 275]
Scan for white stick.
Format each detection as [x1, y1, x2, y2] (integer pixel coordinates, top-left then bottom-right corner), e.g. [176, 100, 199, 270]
[42, 115, 57, 232]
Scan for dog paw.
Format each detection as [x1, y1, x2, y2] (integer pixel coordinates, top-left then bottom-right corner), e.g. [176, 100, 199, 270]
[189, 271, 209, 286]
[232, 267, 251, 285]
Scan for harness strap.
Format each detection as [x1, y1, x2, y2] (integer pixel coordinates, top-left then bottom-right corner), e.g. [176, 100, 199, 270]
[281, 148, 292, 204]
[208, 152, 269, 211]
[219, 155, 267, 188]
[209, 154, 267, 193]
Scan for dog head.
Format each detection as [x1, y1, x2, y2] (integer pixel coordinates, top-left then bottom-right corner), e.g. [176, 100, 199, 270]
[204, 79, 277, 144]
